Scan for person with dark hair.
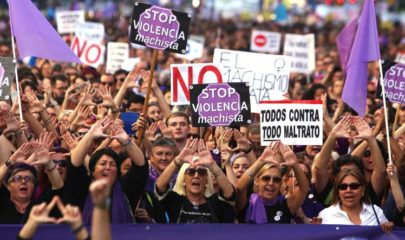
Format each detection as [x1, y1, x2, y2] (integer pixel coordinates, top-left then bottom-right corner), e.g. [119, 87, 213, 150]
[0, 142, 64, 224]
[125, 92, 145, 113]
[114, 69, 129, 91]
[166, 112, 191, 151]
[301, 83, 326, 101]
[50, 74, 69, 105]
[67, 118, 148, 224]
[318, 168, 392, 230]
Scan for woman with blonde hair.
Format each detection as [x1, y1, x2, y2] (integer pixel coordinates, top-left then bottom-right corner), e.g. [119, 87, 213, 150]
[155, 138, 235, 223]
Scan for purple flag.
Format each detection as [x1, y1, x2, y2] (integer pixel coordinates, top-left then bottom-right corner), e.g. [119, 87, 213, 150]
[336, 18, 357, 73]
[341, 0, 380, 116]
[8, 0, 81, 63]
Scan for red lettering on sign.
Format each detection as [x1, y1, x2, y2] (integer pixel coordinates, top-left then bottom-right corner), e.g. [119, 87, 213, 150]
[71, 37, 86, 57]
[254, 34, 267, 47]
[198, 65, 223, 84]
[85, 44, 101, 64]
[172, 67, 193, 102]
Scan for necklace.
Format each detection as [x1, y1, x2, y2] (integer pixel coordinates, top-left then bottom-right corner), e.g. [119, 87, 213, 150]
[189, 197, 205, 210]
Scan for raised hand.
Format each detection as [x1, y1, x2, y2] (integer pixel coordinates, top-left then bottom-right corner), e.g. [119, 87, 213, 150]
[157, 121, 173, 139]
[131, 114, 147, 132]
[89, 178, 111, 208]
[27, 197, 57, 225]
[196, 139, 215, 168]
[233, 129, 251, 153]
[258, 141, 280, 164]
[110, 122, 130, 145]
[72, 105, 92, 129]
[99, 86, 115, 108]
[9, 143, 31, 164]
[279, 144, 298, 167]
[79, 85, 96, 106]
[387, 162, 398, 179]
[29, 142, 53, 167]
[352, 116, 373, 140]
[331, 115, 352, 138]
[36, 132, 56, 150]
[89, 117, 112, 139]
[63, 132, 79, 150]
[145, 122, 158, 142]
[177, 138, 198, 164]
[55, 196, 83, 228]
[221, 128, 233, 150]
[25, 92, 44, 113]
[220, 147, 233, 166]
[122, 65, 141, 90]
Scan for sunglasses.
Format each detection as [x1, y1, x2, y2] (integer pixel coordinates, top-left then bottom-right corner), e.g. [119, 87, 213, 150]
[116, 77, 126, 82]
[259, 175, 282, 183]
[101, 82, 114, 86]
[338, 183, 362, 191]
[185, 168, 208, 177]
[73, 132, 88, 137]
[53, 160, 67, 167]
[8, 175, 35, 184]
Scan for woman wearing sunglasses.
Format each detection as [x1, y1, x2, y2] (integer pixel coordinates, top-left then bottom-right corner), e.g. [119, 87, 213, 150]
[318, 168, 392, 230]
[155, 138, 235, 223]
[236, 142, 309, 224]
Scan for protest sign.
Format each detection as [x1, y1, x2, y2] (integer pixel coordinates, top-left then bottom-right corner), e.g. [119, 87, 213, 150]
[376, 60, 405, 104]
[171, 63, 223, 105]
[190, 83, 251, 127]
[121, 58, 141, 72]
[56, 10, 85, 34]
[71, 36, 105, 67]
[395, 52, 405, 64]
[283, 34, 315, 74]
[250, 30, 281, 53]
[260, 100, 323, 146]
[120, 112, 140, 135]
[129, 2, 191, 54]
[175, 39, 204, 61]
[75, 22, 105, 43]
[106, 42, 129, 74]
[0, 57, 15, 101]
[213, 48, 291, 112]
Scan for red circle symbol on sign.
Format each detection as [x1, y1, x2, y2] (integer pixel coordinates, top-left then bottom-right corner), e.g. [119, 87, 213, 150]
[254, 34, 267, 47]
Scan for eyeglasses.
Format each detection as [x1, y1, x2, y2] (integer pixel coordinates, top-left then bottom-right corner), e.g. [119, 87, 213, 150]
[8, 175, 35, 184]
[259, 175, 282, 183]
[73, 132, 88, 137]
[338, 183, 362, 191]
[116, 77, 126, 82]
[53, 160, 67, 168]
[101, 82, 114, 87]
[185, 168, 208, 177]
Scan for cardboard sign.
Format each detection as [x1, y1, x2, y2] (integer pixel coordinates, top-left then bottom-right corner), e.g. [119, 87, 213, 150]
[56, 10, 85, 34]
[376, 60, 405, 104]
[75, 22, 105, 43]
[106, 42, 129, 74]
[213, 49, 292, 112]
[175, 39, 204, 61]
[395, 52, 405, 64]
[283, 34, 315, 74]
[190, 83, 251, 127]
[129, 2, 191, 54]
[250, 30, 281, 53]
[71, 36, 105, 67]
[0, 57, 15, 101]
[171, 63, 223, 105]
[260, 100, 323, 146]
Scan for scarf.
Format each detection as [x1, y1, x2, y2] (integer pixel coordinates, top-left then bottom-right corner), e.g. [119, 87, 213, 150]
[245, 193, 280, 224]
[82, 182, 133, 224]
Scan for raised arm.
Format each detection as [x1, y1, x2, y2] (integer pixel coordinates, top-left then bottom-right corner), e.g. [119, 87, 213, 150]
[313, 116, 351, 193]
[197, 139, 234, 199]
[280, 144, 309, 214]
[114, 66, 140, 109]
[156, 138, 197, 194]
[89, 179, 111, 240]
[387, 162, 405, 212]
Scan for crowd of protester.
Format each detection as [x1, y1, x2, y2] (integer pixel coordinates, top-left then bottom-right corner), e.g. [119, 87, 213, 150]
[0, 2, 404, 239]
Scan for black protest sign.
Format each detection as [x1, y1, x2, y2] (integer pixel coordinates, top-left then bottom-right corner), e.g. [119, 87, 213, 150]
[190, 83, 251, 127]
[0, 57, 15, 101]
[129, 2, 191, 54]
[376, 60, 405, 104]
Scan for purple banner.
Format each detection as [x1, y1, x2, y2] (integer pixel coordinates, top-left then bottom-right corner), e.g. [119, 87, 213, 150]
[380, 60, 405, 104]
[129, 2, 191, 54]
[1, 224, 405, 240]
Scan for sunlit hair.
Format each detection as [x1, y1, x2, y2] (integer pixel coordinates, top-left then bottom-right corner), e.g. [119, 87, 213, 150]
[332, 168, 370, 205]
[253, 163, 282, 193]
[172, 162, 215, 198]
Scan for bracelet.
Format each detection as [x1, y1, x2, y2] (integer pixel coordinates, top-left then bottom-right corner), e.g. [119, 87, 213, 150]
[174, 158, 182, 168]
[95, 197, 111, 210]
[121, 138, 132, 147]
[46, 163, 57, 172]
[213, 168, 222, 178]
[72, 223, 85, 234]
[246, 169, 254, 179]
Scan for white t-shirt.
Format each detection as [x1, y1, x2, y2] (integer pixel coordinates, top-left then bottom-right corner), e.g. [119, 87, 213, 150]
[318, 203, 388, 225]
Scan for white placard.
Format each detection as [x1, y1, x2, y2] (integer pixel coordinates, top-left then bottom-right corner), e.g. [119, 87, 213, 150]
[171, 63, 223, 105]
[260, 100, 323, 146]
[106, 42, 129, 74]
[395, 52, 405, 64]
[283, 34, 316, 74]
[70, 36, 105, 67]
[250, 30, 281, 53]
[121, 58, 141, 72]
[56, 10, 85, 34]
[75, 22, 105, 43]
[213, 48, 291, 112]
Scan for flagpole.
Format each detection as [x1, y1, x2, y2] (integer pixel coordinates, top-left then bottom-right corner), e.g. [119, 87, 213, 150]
[377, 59, 393, 164]
[8, 0, 23, 120]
